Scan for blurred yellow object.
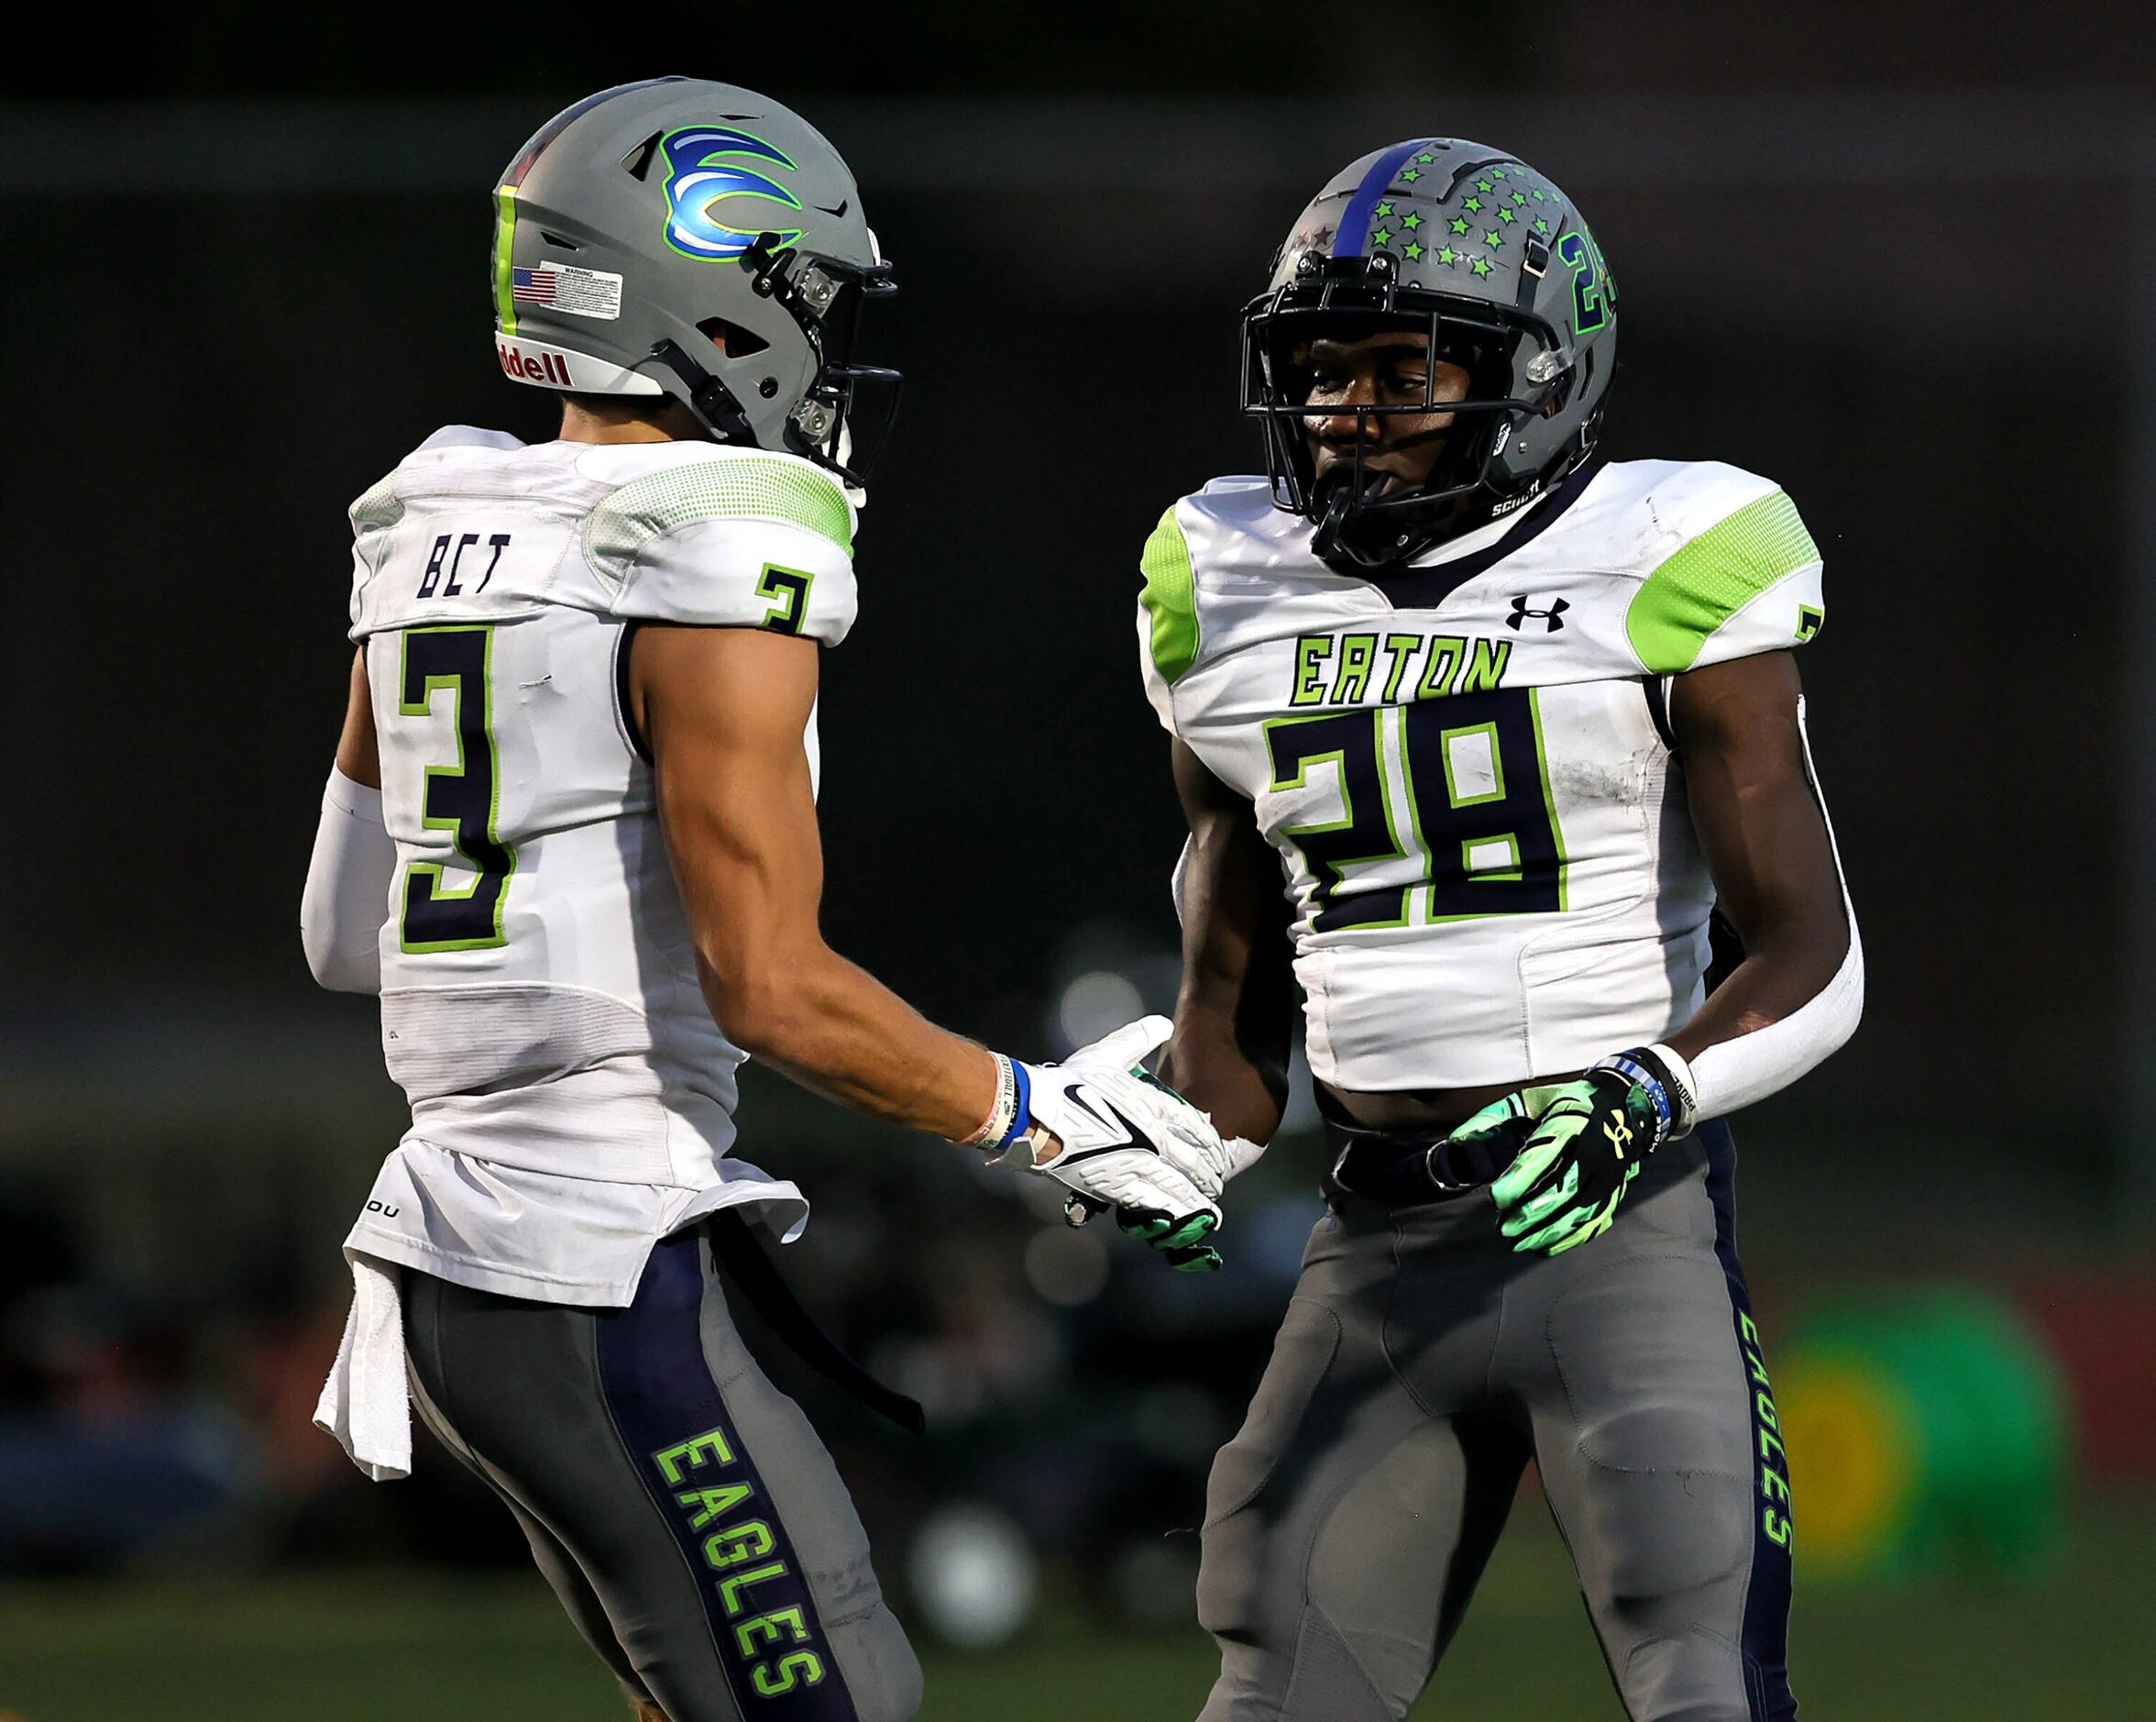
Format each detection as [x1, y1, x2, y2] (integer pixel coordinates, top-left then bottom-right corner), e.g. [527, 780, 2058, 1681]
[1775, 1355, 1919, 1577]
[1774, 1287, 2072, 1586]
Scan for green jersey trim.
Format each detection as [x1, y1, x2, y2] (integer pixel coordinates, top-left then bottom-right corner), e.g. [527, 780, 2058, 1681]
[1140, 506, 1200, 685]
[586, 455, 855, 576]
[1625, 489, 1820, 674]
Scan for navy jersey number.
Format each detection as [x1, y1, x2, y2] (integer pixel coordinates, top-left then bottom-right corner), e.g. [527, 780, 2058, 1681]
[1265, 710, 1411, 932]
[398, 625, 514, 951]
[1556, 231, 1610, 335]
[756, 563, 815, 635]
[1266, 686, 1565, 933]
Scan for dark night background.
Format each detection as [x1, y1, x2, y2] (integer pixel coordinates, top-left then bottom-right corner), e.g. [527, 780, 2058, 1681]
[1, 6, 2153, 1717]
[2, 13, 2146, 1183]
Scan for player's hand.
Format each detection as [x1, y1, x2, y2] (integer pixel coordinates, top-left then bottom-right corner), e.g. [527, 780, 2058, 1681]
[1013, 1017, 1236, 1272]
[1445, 1064, 1671, 1256]
[1055, 1131, 1267, 1270]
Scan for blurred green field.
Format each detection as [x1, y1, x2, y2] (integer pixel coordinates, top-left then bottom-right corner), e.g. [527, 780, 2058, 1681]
[3, 1496, 2148, 1720]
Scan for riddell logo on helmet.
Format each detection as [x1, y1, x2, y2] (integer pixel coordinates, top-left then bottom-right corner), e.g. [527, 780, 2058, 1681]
[498, 340, 574, 387]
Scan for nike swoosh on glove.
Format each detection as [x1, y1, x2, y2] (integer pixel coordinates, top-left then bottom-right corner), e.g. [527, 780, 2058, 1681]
[1020, 1017, 1236, 1272]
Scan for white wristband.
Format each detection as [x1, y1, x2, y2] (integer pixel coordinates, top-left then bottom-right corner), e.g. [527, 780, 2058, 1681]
[958, 1054, 1022, 1150]
[1641, 1042, 1700, 1137]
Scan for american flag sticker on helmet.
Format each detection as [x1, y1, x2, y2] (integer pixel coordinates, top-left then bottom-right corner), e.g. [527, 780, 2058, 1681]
[510, 263, 624, 321]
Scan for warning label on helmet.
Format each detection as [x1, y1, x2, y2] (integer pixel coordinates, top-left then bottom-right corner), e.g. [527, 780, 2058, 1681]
[509, 263, 623, 322]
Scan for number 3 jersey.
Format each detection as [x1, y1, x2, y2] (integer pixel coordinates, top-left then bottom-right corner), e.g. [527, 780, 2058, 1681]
[341, 425, 857, 1303]
[1138, 458, 1826, 1093]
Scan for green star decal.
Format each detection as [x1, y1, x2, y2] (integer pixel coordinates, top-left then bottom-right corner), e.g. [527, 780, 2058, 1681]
[1484, 228, 1504, 248]
[1477, 179, 1493, 193]
[1470, 256, 1492, 278]
[1374, 201, 1394, 218]
[1401, 168, 1421, 182]
[1498, 208, 1515, 224]
[1464, 195, 1482, 212]
[1534, 217, 1550, 234]
[1403, 240, 1424, 259]
[1371, 226, 1393, 247]
[1491, 168, 1507, 180]
[1532, 189, 1547, 202]
[1449, 216, 1470, 235]
[1436, 245, 1458, 265]
[1402, 211, 1423, 230]
[1512, 191, 1527, 205]
[1416, 151, 1436, 163]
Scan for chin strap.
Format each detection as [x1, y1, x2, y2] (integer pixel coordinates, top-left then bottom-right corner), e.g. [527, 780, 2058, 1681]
[644, 338, 757, 445]
[1302, 409, 1583, 576]
[1309, 466, 1404, 571]
[1309, 484, 1355, 567]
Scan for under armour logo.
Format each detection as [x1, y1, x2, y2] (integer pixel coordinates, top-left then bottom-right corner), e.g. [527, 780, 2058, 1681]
[1603, 1118, 1633, 1158]
[1507, 595, 1569, 632]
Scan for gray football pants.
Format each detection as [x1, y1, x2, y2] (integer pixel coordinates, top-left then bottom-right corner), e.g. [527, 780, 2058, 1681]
[402, 1227, 922, 1722]
[1196, 1121, 1796, 1721]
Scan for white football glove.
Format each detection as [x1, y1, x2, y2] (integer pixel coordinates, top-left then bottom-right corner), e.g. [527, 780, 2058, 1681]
[1013, 1017, 1239, 1272]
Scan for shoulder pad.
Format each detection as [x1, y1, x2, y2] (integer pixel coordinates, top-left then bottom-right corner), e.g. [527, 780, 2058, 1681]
[1622, 466, 1824, 674]
[346, 427, 533, 632]
[414, 425, 526, 455]
[582, 450, 858, 644]
[348, 426, 529, 537]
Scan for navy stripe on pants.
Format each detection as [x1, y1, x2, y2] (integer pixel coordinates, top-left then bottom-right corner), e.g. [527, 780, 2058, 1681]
[1701, 1121, 1799, 1722]
[594, 1231, 861, 1719]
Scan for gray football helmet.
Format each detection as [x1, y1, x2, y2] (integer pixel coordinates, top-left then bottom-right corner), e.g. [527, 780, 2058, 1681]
[1243, 138, 1614, 571]
[490, 77, 897, 478]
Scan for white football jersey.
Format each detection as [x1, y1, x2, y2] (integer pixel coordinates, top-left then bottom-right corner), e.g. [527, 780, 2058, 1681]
[1138, 458, 1826, 1092]
[341, 427, 859, 1302]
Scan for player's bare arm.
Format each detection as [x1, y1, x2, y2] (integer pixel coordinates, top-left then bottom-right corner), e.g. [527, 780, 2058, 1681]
[1666, 647, 1849, 1061]
[1155, 738, 1295, 1146]
[632, 624, 1242, 1265]
[333, 648, 380, 789]
[632, 621, 999, 1139]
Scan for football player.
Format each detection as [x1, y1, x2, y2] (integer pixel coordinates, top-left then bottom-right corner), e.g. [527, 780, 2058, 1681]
[1142, 139, 1861, 1720]
[300, 78, 1237, 1722]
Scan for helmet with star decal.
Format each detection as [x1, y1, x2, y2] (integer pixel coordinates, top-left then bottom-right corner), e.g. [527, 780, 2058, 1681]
[1242, 138, 1615, 572]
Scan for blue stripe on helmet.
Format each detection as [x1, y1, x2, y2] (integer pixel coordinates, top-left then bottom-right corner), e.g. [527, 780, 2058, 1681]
[1335, 138, 1436, 257]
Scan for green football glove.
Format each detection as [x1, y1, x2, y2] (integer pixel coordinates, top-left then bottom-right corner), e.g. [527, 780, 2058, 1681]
[1444, 1048, 1690, 1255]
[1069, 1195, 1226, 1272]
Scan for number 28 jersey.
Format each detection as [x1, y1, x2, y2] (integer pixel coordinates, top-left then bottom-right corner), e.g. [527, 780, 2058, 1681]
[343, 426, 857, 1302]
[1138, 458, 1826, 1092]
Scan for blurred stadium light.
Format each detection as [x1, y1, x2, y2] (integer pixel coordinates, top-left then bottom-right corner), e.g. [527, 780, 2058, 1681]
[907, 1503, 1040, 1648]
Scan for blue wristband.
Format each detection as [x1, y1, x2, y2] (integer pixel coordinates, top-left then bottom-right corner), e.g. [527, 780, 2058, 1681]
[994, 1059, 1034, 1152]
[1595, 1046, 1689, 1145]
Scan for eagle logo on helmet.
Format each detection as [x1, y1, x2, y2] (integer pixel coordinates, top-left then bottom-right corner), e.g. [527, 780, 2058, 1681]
[660, 127, 805, 261]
